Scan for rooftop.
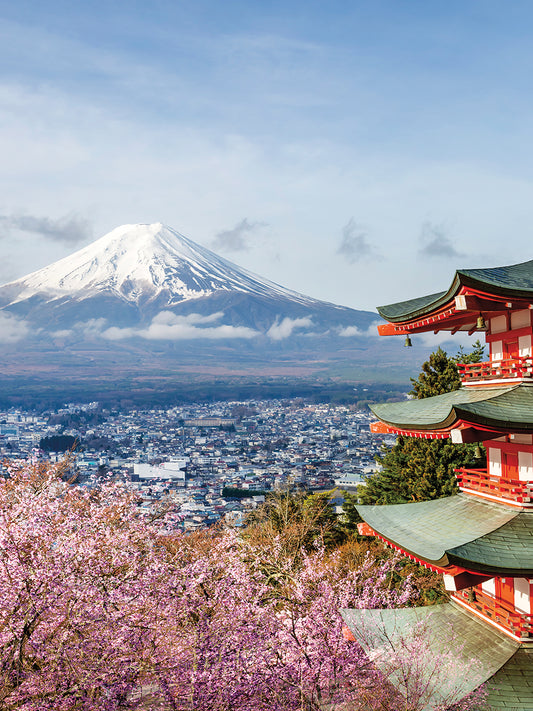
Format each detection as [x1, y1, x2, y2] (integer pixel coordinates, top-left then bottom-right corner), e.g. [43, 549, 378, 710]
[371, 383, 533, 434]
[356, 494, 533, 575]
[378, 258, 533, 323]
[341, 602, 533, 710]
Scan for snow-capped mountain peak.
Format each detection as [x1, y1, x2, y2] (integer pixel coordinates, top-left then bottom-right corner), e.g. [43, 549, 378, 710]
[0, 221, 378, 345]
[2, 223, 315, 307]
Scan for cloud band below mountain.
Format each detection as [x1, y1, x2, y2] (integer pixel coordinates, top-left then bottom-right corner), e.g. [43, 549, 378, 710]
[102, 311, 259, 341]
[267, 316, 313, 340]
[53, 311, 322, 342]
[0, 313, 31, 342]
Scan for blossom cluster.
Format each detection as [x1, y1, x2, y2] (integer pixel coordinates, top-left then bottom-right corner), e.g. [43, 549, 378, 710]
[0, 462, 485, 710]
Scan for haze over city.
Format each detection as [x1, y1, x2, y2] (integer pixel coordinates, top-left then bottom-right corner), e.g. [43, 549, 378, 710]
[2, 0, 533, 318]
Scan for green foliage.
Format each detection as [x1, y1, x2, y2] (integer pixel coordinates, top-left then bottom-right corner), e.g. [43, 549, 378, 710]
[409, 347, 461, 399]
[222, 487, 267, 499]
[39, 434, 78, 452]
[303, 490, 347, 548]
[340, 490, 362, 528]
[409, 340, 485, 400]
[359, 437, 480, 504]
[454, 339, 486, 365]
[359, 342, 486, 505]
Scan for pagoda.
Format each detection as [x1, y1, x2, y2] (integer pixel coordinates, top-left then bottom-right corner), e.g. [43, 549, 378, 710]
[342, 260, 533, 709]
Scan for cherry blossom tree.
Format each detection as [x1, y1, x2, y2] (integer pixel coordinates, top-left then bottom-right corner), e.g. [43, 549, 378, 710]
[0, 461, 486, 710]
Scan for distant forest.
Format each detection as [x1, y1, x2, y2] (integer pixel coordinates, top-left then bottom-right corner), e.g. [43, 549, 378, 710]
[0, 377, 407, 411]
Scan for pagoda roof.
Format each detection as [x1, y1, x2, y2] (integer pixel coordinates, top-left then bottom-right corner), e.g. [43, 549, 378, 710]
[341, 602, 532, 710]
[378, 258, 533, 323]
[371, 383, 533, 434]
[356, 495, 533, 575]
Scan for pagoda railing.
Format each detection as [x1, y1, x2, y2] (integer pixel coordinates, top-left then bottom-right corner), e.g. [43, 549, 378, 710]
[458, 357, 533, 383]
[455, 467, 533, 505]
[454, 587, 533, 639]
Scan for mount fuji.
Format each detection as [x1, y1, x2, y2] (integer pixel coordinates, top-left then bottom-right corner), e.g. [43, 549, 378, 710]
[0, 222, 426, 396]
[0, 223, 378, 343]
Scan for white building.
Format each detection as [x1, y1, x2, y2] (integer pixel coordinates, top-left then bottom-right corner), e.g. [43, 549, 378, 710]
[134, 458, 188, 481]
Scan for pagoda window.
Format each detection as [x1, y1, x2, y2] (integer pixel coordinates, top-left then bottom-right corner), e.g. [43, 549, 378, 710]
[481, 578, 496, 597]
[490, 339, 503, 362]
[486, 441, 533, 480]
[488, 447, 502, 477]
[511, 309, 531, 330]
[518, 451, 533, 481]
[518, 334, 532, 357]
[490, 315, 508, 334]
[514, 578, 532, 614]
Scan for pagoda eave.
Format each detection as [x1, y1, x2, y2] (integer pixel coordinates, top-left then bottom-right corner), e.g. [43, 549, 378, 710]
[341, 603, 533, 709]
[377, 301, 527, 336]
[370, 419, 505, 441]
[356, 496, 533, 577]
[370, 384, 533, 438]
[357, 522, 492, 583]
[359, 524, 533, 578]
[378, 262, 533, 327]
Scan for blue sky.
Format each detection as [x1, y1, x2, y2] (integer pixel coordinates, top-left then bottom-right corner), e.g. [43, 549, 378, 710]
[1, 0, 533, 312]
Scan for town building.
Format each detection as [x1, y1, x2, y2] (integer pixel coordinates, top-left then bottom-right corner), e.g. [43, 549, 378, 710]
[133, 459, 188, 481]
[342, 259, 533, 708]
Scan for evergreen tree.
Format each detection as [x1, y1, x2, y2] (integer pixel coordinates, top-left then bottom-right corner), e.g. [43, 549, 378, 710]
[39, 434, 78, 452]
[409, 341, 485, 399]
[357, 342, 485, 506]
[341, 490, 362, 528]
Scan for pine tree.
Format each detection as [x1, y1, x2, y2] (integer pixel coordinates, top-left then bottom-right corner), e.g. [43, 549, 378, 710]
[357, 342, 485, 506]
[409, 340, 485, 399]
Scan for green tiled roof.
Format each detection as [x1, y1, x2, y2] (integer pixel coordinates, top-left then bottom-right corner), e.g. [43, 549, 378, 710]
[370, 384, 533, 432]
[448, 514, 533, 574]
[459, 260, 533, 295]
[356, 495, 533, 574]
[377, 290, 447, 322]
[378, 258, 533, 323]
[341, 602, 532, 710]
[487, 648, 533, 710]
[459, 385, 533, 430]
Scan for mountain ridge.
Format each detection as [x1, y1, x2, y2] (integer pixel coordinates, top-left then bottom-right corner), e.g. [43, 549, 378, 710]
[0, 223, 324, 309]
[0, 222, 427, 392]
[0, 222, 378, 339]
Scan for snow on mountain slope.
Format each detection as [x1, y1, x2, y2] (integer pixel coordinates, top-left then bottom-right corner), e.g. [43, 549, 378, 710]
[0, 222, 381, 346]
[0, 223, 320, 308]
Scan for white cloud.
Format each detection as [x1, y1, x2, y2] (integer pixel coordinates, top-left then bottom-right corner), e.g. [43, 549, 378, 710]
[151, 311, 224, 326]
[212, 218, 267, 253]
[267, 316, 312, 340]
[338, 320, 381, 337]
[81, 318, 108, 337]
[55, 318, 109, 339]
[337, 218, 379, 263]
[102, 311, 259, 341]
[338, 326, 361, 337]
[0, 313, 31, 342]
[418, 221, 464, 260]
